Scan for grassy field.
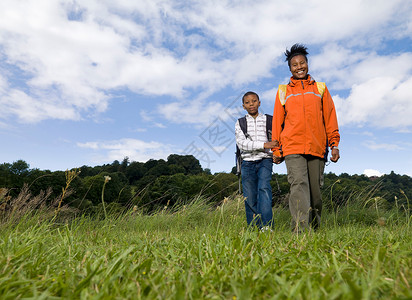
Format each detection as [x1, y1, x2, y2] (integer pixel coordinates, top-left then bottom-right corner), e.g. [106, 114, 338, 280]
[0, 194, 411, 299]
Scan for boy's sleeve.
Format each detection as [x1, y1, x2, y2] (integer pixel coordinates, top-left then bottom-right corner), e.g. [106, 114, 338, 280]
[322, 86, 340, 149]
[235, 119, 265, 151]
[271, 88, 286, 155]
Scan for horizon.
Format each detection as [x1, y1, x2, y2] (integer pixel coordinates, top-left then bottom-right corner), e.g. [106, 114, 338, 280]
[3, 155, 409, 179]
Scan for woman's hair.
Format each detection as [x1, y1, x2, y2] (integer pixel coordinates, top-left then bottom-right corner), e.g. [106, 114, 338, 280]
[285, 43, 309, 67]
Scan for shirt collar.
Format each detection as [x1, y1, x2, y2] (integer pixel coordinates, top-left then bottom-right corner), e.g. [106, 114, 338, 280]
[246, 112, 264, 119]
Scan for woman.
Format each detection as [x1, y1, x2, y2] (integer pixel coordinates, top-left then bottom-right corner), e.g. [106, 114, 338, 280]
[272, 44, 340, 232]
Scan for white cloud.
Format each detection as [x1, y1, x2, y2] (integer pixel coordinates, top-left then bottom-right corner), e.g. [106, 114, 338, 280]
[333, 75, 412, 128]
[132, 128, 147, 133]
[310, 44, 412, 128]
[180, 0, 407, 50]
[363, 169, 384, 177]
[312, 45, 412, 89]
[77, 142, 99, 150]
[158, 99, 227, 127]
[360, 131, 374, 137]
[77, 138, 172, 163]
[0, 85, 81, 122]
[0, 0, 411, 129]
[362, 140, 404, 151]
[154, 123, 166, 128]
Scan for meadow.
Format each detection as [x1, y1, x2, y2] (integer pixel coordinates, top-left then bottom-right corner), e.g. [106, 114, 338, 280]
[0, 191, 411, 299]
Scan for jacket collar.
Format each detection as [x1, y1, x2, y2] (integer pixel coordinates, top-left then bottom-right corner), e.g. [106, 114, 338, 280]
[288, 74, 316, 87]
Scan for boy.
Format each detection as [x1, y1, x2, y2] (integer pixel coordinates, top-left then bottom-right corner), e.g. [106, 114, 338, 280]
[235, 91, 278, 230]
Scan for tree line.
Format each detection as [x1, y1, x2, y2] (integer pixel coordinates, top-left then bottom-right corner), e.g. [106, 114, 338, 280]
[0, 155, 410, 214]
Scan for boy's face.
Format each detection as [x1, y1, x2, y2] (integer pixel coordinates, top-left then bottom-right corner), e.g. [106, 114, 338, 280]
[243, 94, 260, 117]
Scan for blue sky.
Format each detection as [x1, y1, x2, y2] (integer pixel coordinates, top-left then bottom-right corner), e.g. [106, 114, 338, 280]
[1, 0, 412, 177]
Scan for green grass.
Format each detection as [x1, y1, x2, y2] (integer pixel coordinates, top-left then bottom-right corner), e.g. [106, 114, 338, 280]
[0, 195, 411, 299]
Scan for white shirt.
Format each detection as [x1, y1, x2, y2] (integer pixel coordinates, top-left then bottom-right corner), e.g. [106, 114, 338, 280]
[235, 113, 272, 161]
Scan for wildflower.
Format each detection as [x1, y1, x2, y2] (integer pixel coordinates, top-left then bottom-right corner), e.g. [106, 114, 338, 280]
[133, 205, 137, 212]
[260, 226, 272, 233]
[101, 175, 111, 219]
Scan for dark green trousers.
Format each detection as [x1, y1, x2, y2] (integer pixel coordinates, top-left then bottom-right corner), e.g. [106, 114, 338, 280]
[285, 154, 325, 231]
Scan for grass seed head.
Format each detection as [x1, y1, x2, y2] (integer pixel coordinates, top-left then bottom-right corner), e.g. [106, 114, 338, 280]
[377, 217, 386, 226]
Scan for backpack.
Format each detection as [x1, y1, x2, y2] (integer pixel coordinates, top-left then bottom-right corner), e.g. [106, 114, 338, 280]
[278, 82, 329, 161]
[235, 114, 273, 176]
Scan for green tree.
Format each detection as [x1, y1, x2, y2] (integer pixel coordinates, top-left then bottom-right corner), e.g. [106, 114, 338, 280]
[167, 154, 203, 174]
[144, 159, 159, 170]
[119, 157, 130, 173]
[79, 165, 102, 177]
[146, 160, 169, 177]
[125, 161, 147, 185]
[0, 160, 31, 194]
[10, 160, 30, 175]
[79, 172, 132, 207]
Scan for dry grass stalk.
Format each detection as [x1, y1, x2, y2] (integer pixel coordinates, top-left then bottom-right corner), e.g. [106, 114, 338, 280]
[55, 169, 81, 215]
[0, 184, 78, 225]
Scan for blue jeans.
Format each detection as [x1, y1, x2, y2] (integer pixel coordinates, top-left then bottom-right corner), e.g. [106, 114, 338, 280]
[241, 158, 273, 227]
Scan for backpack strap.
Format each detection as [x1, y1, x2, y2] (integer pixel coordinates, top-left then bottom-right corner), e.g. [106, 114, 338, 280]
[236, 116, 247, 176]
[278, 84, 287, 105]
[238, 116, 247, 136]
[315, 82, 328, 161]
[278, 82, 325, 106]
[316, 82, 325, 98]
[265, 114, 272, 141]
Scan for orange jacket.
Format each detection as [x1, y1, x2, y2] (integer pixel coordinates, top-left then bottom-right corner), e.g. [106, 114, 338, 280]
[272, 75, 340, 159]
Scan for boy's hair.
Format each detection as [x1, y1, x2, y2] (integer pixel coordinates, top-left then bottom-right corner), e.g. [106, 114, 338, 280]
[242, 91, 259, 103]
[285, 43, 309, 67]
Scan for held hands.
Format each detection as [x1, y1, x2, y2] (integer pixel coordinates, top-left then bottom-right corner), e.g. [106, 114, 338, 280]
[330, 148, 340, 163]
[264, 139, 284, 164]
[273, 155, 284, 164]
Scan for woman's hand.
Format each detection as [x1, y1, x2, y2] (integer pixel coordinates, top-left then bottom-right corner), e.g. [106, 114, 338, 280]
[330, 148, 340, 162]
[273, 155, 284, 164]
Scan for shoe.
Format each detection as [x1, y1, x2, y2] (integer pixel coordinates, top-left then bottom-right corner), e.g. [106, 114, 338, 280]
[260, 226, 272, 232]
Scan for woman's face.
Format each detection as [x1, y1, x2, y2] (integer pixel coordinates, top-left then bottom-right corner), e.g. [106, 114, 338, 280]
[289, 54, 308, 79]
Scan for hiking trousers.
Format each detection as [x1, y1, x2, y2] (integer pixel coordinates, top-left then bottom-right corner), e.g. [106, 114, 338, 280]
[285, 154, 325, 231]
